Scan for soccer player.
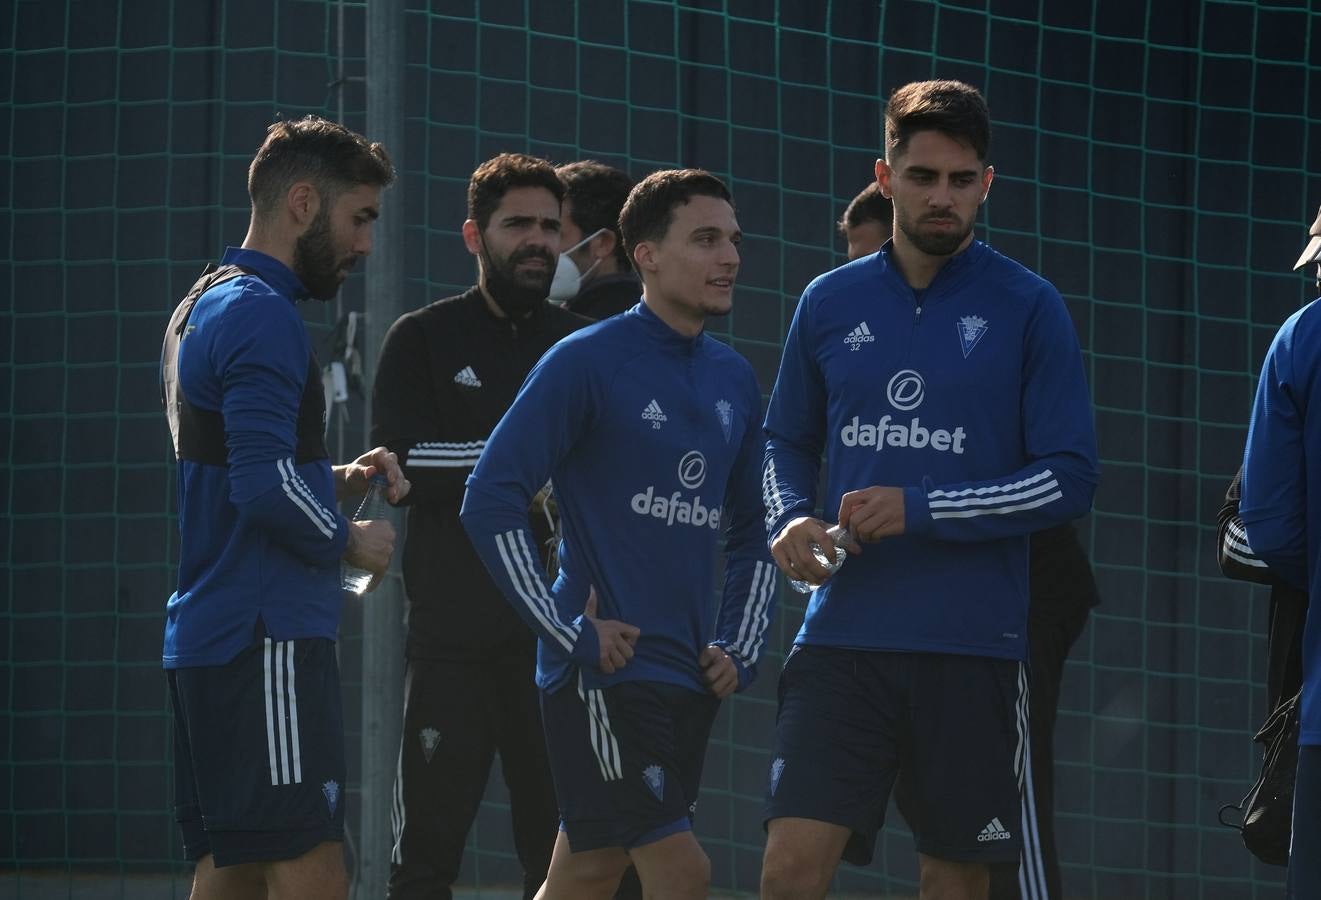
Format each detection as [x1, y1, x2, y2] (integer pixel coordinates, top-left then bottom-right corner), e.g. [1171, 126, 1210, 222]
[1238, 203, 1321, 900]
[160, 116, 406, 899]
[371, 153, 587, 900]
[551, 159, 645, 900]
[460, 168, 776, 900]
[759, 80, 1099, 900]
[836, 180, 1101, 900]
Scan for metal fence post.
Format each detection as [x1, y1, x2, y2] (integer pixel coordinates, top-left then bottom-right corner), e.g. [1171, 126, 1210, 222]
[359, 1, 406, 895]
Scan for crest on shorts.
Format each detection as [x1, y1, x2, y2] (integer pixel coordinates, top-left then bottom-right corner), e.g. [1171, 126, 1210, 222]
[642, 765, 665, 801]
[419, 727, 441, 764]
[322, 779, 340, 817]
[957, 315, 989, 358]
[715, 399, 733, 443]
[770, 757, 786, 796]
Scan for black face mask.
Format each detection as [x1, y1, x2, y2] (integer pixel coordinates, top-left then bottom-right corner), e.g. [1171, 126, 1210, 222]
[479, 232, 555, 319]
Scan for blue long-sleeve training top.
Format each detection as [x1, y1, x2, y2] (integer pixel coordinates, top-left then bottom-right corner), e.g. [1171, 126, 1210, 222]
[460, 301, 776, 694]
[762, 240, 1099, 661]
[161, 247, 347, 668]
[1240, 298, 1321, 745]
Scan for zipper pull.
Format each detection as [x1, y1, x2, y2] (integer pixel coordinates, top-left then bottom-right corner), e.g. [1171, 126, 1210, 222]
[914, 304, 923, 325]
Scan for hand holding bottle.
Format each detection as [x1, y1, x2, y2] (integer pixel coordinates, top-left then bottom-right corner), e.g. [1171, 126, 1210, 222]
[786, 524, 859, 594]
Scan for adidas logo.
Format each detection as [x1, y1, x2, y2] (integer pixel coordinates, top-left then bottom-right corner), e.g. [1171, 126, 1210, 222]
[641, 399, 667, 430]
[976, 817, 1012, 842]
[453, 366, 482, 388]
[844, 321, 875, 351]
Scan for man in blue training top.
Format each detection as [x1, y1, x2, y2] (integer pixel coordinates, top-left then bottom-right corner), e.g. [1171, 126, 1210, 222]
[460, 169, 776, 900]
[837, 181, 1101, 900]
[1239, 204, 1321, 900]
[759, 80, 1099, 900]
[160, 116, 408, 900]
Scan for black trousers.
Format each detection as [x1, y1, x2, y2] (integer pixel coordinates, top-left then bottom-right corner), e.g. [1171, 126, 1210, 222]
[387, 654, 558, 900]
[987, 601, 1091, 900]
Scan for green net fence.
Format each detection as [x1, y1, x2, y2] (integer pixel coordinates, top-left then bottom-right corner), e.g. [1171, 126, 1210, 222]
[5, 1, 1321, 897]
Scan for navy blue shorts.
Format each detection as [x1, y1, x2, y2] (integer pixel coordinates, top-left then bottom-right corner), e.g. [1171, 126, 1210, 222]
[764, 646, 1027, 866]
[540, 675, 719, 853]
[169, 636, 346, 867]
[1289, 745, 1321, 899]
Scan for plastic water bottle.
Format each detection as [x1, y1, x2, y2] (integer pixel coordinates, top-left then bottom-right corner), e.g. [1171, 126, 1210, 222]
[787, 524, 858, 594]
[341, 474, 389, 595]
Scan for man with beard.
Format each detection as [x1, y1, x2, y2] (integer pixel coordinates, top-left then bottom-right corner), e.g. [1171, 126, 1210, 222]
[159, 115, 406, 899]
[759, 80, 1098, 900]
[836, 182, 1100, 900]
[370, 153, 588, 900]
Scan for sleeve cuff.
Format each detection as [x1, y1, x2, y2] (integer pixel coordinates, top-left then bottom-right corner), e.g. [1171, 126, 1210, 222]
[902, 482, 932, 535]
[569, 615, 600, 668]
[710, 641, 755, 692]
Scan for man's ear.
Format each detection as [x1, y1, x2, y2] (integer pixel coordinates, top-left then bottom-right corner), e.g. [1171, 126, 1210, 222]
[980, 165, 995, 203]
[633, 240, 658, 274]
[874, 158, 893, 199]
[461, 219, 483, 257]
[591, 230, 618, 261]
[287, 182, 320, 226]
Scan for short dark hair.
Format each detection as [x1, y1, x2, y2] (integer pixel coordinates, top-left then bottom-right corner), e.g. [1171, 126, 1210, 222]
[467, 153, 564, 230]
[248, 115, 395, 218]
[619, 169, 733, 263]
[556, 160, 636, 270]
[838, 182, 893, 237]
[884, 79, 991, 164]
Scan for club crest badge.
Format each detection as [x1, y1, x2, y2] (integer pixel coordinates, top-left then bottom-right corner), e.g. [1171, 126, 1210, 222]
[715, 399, 733, 443]
[322, 779, 340, 817]
[419, 727, 441, 764]
[957, 315, 988, 358]
[643, 764, 665, 801]
[770, 757, 786, 796]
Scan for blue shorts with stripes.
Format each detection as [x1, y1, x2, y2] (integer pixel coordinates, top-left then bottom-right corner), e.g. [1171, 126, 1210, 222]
[168, 634, 346, 866]
[540, 675, 719, 853]
[764, 646, 1027, 866]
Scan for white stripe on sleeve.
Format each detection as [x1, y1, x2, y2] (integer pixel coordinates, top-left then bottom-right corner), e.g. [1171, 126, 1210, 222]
[277, 458, 337, 538]
[494, 531, 578, 652]
[406, 440, 485, 468]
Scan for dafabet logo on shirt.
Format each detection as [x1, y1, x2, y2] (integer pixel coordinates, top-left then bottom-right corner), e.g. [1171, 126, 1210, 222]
[630, 450, 722, 529]
[839, 368, 969, 455]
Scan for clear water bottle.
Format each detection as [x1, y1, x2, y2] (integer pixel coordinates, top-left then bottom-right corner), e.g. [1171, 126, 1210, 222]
[341, 473, 389, 595]
[787, 524, 858, 594]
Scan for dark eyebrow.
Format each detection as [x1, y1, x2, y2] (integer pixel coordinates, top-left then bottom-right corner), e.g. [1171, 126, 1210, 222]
[499, 214, 560, 229]
[691, 225, 739, 240]
[905, 165, 979, 180]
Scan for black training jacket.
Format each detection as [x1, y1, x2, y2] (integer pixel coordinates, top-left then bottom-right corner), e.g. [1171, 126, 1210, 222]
[371, 287, 589, 659]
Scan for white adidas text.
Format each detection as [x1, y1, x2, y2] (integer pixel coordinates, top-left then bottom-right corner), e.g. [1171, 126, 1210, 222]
[844, 322, 875, 351]
[977, 817, 1012, 842]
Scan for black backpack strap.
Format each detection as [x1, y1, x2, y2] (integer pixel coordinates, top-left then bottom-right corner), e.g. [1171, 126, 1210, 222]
[161, 263, 329, 467]
[161, 264, 261, 463]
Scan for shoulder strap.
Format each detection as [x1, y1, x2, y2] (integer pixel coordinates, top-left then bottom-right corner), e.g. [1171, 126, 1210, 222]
[160, 263, 261, 459]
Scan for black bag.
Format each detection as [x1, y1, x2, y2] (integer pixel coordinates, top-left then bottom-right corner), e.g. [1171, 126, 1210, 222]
[1220, 687, 1300, 866]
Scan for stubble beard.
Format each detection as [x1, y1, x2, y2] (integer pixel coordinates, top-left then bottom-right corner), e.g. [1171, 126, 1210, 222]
[897, 210, 975, 258]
